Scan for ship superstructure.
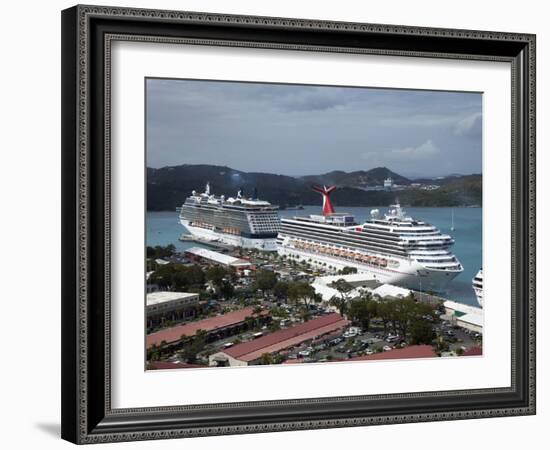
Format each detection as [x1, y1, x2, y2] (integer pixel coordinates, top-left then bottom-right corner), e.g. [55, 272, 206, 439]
[472, 269, 483, 307]
[277, 186, 463, 292]
[179, 183, 280, 251]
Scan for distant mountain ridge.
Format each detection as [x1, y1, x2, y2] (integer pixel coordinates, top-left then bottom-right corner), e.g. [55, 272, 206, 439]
[301, 167, 410, 188]
[147, 164, 481, 211]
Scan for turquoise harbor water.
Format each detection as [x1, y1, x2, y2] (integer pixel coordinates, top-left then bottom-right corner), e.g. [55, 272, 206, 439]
[147, 206, 482, 307]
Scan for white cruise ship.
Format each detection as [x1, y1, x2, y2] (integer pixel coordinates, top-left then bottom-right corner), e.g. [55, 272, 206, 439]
[472, 269, 483, 307]
[277, 186, 463, 292]
[179, 183, 280, 251]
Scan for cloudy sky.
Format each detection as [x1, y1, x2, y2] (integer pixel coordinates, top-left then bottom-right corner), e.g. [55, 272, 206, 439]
[146, 78, 482, 178]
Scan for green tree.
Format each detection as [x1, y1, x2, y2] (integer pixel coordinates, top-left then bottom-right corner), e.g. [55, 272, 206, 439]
[273, 281, 289, 300]
[205, 265, 227, 287]
[182, 329, 207, 363]
[288, 281, 317, 309]
[329, 295, 347, 316]
[348, 291, 377, 331]
[341, 266, 358, 275]
[148, 263, 206, 291]
[259, 353, 274, 365]
[269, 306, 289, 318]
[219, 280, 234, 299]
[376, 299, 393, 333]
[254, 269, 278, 293]
[146, 244, 176, 259]
[435, 334, 450, 354]
[410, 319, 435, 345]
[147, 344, 161, 362]
[329, 279, 354, 316]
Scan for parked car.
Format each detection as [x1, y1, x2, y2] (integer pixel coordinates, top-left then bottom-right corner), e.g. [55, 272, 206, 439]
[383, 345, 393, 352]
[343, 329, 357, 338]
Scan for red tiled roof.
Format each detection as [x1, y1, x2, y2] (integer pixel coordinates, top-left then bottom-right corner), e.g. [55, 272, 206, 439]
[146, 307, 266, 348]
[463, 346, 483, 356]
[347, 345, 437, 361]
[223, 313, 349, 362]
[148, 361, 205, 370]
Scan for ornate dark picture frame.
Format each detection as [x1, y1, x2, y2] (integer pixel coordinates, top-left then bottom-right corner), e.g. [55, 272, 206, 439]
[61, 4, 536, 444]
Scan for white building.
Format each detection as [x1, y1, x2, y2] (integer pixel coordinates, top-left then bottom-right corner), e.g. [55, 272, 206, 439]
[311, 274, 411, 302]
[371, 284, 412, 299]
[443, 300, 484, 333]
[146, 292, 200, 327]
[185, 246, 251, 270]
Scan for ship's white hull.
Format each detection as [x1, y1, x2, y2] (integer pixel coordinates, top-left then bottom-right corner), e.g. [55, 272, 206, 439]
[181, 220, 278, 251]
[473, 269, 483, 307]
[473, 287, 483, 308]
[277, 245, 460, 293]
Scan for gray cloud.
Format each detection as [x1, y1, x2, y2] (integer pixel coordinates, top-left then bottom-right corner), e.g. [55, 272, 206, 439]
[146, 79, 482, 177]
[454, 112, 482, 138]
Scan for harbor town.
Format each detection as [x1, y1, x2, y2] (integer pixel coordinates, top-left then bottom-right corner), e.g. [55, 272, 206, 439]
[146, 239, 482, 370]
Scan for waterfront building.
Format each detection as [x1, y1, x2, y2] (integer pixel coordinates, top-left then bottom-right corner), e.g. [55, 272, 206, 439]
[208, 313, 349, 367]
[146, 292, 200, 328]
[311, 274, 412, 302]
[443, 300, 483, 333]
[184, 246, 252, 271]
[146, 307, 270, 349]
[346, 344, 436, 361]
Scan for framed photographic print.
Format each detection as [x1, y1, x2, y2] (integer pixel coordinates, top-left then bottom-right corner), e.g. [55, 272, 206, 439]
[61, 5, 536, 444]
